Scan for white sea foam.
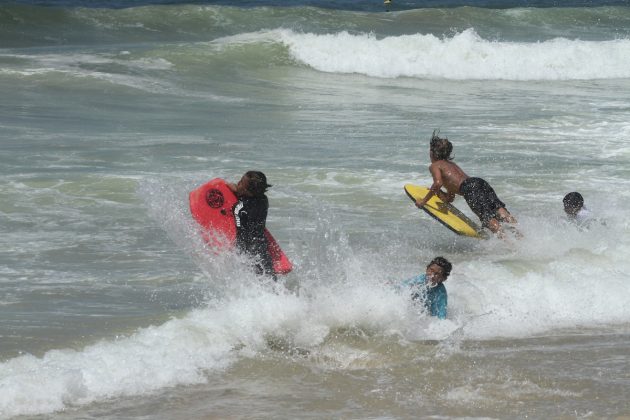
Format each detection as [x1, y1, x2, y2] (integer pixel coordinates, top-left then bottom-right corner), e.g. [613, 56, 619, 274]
[273, 29, 630, 80]
[3, 194, 630, 417]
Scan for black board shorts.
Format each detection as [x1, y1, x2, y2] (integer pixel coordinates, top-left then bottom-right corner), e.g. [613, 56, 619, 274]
[459, 177, 506, 226]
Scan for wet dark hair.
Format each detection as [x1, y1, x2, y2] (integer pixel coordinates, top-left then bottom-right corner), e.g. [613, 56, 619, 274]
[429, 129, 453, 161]
[428, 256, 452, 278]
[245, 171, 271, 197]
[563, 192, 583, 211]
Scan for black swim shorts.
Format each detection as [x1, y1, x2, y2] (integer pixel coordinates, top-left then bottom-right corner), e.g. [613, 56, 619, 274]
[459, 177, 506, 226]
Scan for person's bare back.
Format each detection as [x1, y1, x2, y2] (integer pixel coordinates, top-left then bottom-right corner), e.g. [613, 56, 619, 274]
[417, 148, 468, 206]
[430, 159, 469, 199]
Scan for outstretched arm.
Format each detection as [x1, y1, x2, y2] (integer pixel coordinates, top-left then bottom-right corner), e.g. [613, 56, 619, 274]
[416, 164, 444, 208]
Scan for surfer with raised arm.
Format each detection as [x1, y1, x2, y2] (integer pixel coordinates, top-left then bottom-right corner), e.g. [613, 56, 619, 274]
[415, 131, 518, 236]
[227, 171, 276, 280]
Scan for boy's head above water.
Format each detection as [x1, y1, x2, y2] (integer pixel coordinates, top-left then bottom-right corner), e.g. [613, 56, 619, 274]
[425, 256, 452, 286]
[429, 129, 453, 161]
[563, 191, 584, 216]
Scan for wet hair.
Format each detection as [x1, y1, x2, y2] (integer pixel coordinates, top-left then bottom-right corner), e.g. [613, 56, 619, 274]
[429, 129, 453, 161]
[563, 192, 583, 212]
[428, 256, 452, 278]
[244, 171, 271, 197]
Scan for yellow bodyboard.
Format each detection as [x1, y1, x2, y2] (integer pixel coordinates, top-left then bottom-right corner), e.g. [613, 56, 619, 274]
[404, 184, 487, 239]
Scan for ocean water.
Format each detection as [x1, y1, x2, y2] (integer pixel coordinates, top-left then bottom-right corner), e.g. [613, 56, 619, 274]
[1, 0, 630, 418]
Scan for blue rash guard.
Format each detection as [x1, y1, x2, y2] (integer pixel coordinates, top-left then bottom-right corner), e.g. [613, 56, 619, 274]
[399, 274, 447, 319]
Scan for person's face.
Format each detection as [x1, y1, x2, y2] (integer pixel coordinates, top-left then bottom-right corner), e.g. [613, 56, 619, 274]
[236, 175, 251, 197]
[564, 203, 580, 217]
[425, 263, 447, 285]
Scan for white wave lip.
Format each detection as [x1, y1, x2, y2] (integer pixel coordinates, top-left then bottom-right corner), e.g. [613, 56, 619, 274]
[0, 309, 234, 418]
[278, 29, 630, 80]
[0, 284, 404, 418]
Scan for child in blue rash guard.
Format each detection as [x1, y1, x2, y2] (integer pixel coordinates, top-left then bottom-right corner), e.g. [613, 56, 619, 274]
[399, 257, 452, 319]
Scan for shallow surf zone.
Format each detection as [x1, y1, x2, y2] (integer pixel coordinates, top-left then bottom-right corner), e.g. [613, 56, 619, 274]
[1, 253, 629, 417]
[2, 2, 630, 416]
[2, 178, 630, 418]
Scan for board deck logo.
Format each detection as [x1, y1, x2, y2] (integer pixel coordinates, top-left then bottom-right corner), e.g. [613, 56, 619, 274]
[205, 189, 224, 208]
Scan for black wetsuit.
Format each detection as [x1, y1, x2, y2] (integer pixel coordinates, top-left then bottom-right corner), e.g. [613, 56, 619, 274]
[459, 177, 506, 226]
[233, 195, 275, 279]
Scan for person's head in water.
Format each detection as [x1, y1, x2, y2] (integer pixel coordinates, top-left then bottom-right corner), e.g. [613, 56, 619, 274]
[425, 256, 452, 286]
[429, 129, 453, 162]
[563, 192, 584, 217]
[237, 171, 271, 198]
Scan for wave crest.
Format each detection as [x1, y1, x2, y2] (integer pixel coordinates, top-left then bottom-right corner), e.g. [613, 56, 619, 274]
[277, 28, 630, 80]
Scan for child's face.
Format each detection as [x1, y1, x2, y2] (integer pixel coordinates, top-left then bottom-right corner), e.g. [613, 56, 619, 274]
[425, 263, 447, 285]
[564, 203, 581, 216]
[236, 175, 251, 197]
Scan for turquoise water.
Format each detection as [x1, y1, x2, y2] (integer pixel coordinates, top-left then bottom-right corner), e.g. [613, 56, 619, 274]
[1, 2, 630, 418]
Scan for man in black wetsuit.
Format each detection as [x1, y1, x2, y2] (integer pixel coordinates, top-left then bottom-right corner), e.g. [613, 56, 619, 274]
[228, 171, 276, 280]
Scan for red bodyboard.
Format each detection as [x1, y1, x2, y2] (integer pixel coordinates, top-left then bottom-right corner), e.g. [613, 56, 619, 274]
[189, 178, 292, 275]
